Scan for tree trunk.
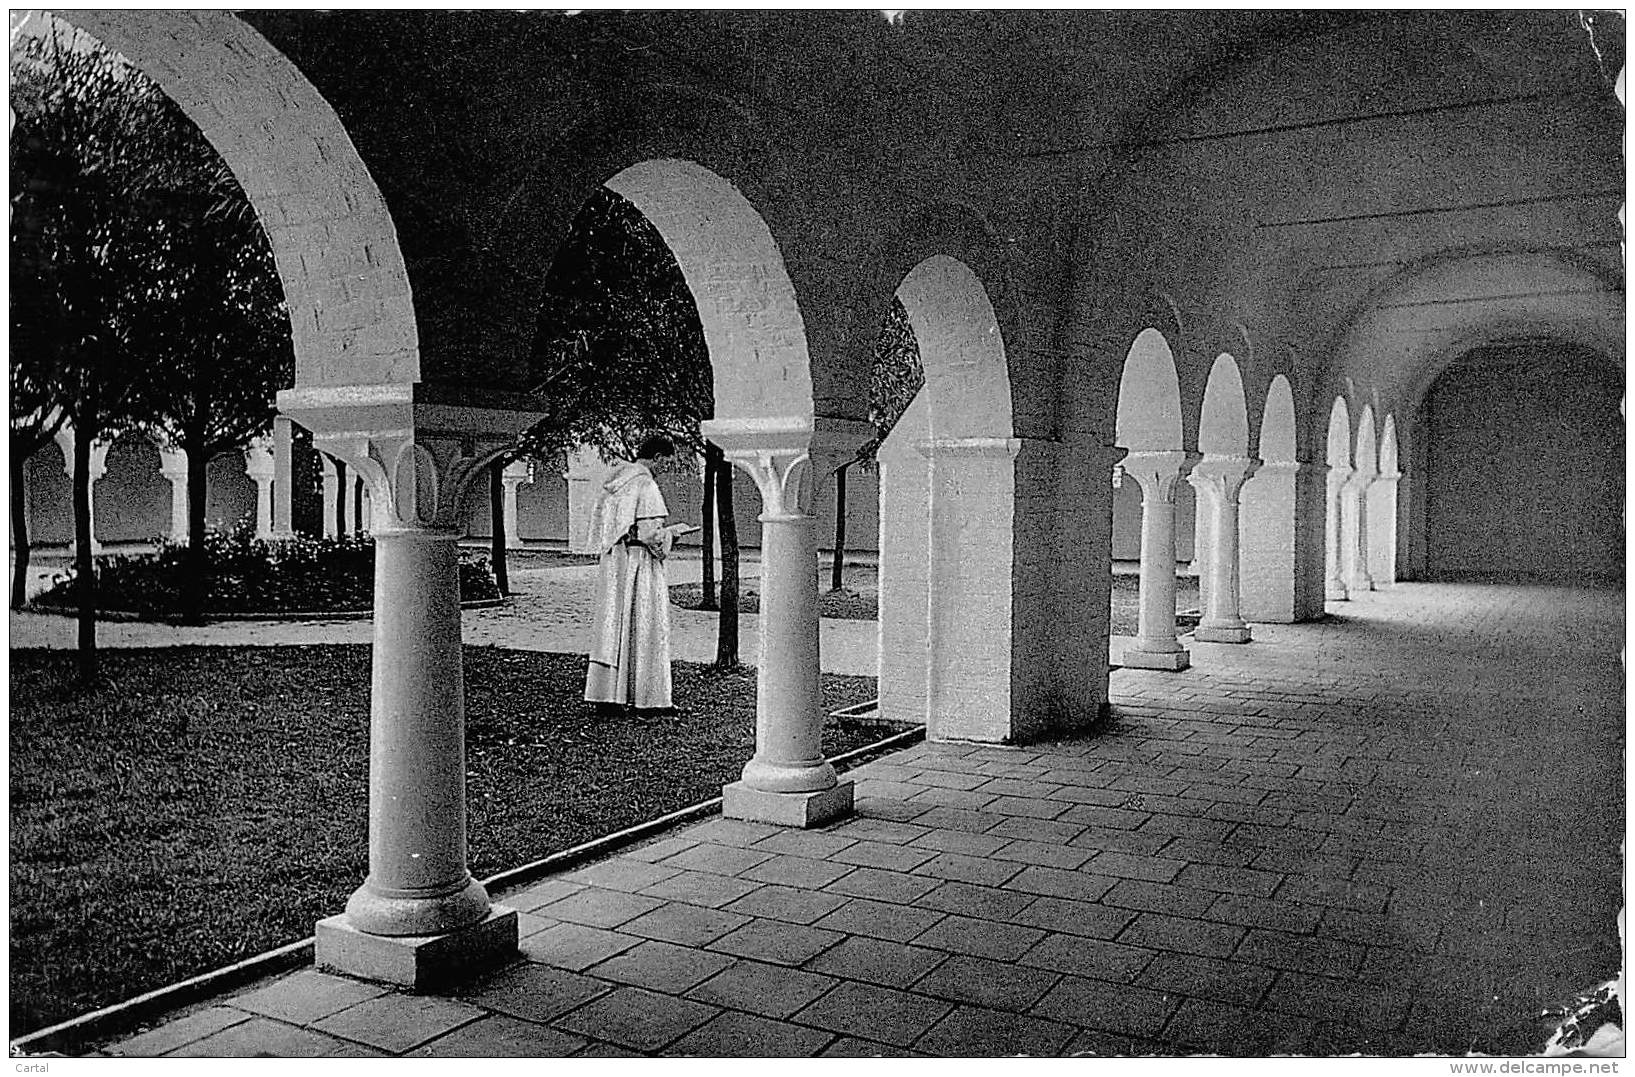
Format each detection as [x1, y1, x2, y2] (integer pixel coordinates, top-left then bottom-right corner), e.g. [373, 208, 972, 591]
[830, 461, 849, 592]
[714, 448, 740, 668]
[700, 444, 719, 611]
[183, 442, 210, 623]
[489, 458, 509, 596]
[11, 444, 31, 610]
[72, 428, 97, 681]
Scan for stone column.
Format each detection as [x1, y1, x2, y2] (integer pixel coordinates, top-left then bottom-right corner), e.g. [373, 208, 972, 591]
[319, 453, 341, 538]
[1343, 471, 1374, 593]
[158, 447, 189, 542]
[1189, 455, 1258, 643]
[245, 437, 276, 539]
[499, 458, 532, 549]
[917, 435, 1020, 742]
[1325, 465, 1352, 600]
[271, 416, 295, 538]
[54, 426, 109, 556]
[280, 384, 541, 989]
[564, 444, 610, 553]
[1368, 469, 1401, 588]
[704, 416, 852, 828]
[1121, 450, 1196, 671]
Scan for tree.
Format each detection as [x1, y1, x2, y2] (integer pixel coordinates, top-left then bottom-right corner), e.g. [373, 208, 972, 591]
[830, 296, 924, 591]
[518, 188, 743, 667]
[121, 96, 293, 620]
[9, 221, 68, 608]
[10, 23, 175, 676]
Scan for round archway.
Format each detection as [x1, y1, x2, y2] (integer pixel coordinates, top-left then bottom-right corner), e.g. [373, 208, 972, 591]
[1417, 339, 1622, 582]
[875, 255, 1019, 741]
[1241, 373, 1302, 621]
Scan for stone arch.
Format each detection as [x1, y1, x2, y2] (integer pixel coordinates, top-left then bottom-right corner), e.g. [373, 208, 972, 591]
[1198, 354, 1250, 456]
[605, 159, 814, 425]
[47, 10, 418, 388]
[1241, 374, 1300, 621]
[1354, 405, 1378, 480]
[1115, 329, 1185, 452]
[1324, 395, 1353, 599]
[100, 431, 170, 544]
[22, 439, 73, 547]
[1413, 338, 1623, 582]
[1379, 414, 1400, 477]
[1191, 353, 1251, 612]
[877, 255, 1019, 741]
[1115, 328, 1196, 671]
[1325, 396, 1353, 469]
[1258, 376, 1298, 464]
[1368, 414, 1402, 586]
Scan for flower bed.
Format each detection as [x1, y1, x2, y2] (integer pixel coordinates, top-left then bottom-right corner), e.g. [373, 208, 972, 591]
[30, 527, 501, 620]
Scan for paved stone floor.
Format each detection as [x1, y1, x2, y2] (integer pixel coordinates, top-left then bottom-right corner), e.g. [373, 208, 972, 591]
[70, 583, 1629, 1055]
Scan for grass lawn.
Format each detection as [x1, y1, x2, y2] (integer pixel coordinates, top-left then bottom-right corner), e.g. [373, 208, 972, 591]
[8, 645, 887, 1034]
[674, 569, 1202, 633]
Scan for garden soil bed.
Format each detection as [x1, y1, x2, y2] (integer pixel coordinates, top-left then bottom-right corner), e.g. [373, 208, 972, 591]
[8, 645, 887, 1034]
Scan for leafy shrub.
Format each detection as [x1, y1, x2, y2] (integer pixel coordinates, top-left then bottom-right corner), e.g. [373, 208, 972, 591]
[35, 521, 501, 618]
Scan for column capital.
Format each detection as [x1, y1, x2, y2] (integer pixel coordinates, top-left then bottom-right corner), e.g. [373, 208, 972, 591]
[1189, 453, 1260, 503]
[244, 438, 276, 481]
[157, 446, 188, 481]
[279, 383, 543, 535]
[1122, 450, 1200, 503]
[53, 426, 112, 480]
[500, 458, 533, 483]
[1343, 469, 1377, 495]
[701, 415, 813, 518]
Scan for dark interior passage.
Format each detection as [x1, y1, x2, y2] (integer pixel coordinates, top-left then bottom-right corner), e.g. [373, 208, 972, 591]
[1422, 340, 1623, 583]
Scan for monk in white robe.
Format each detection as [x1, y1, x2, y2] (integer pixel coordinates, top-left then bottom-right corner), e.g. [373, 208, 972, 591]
[584, 436, 681, 711]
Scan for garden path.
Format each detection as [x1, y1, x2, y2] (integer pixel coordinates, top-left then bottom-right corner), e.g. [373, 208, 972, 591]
[7, 550, 1141, 675]
[74, 581, 1627, 1057]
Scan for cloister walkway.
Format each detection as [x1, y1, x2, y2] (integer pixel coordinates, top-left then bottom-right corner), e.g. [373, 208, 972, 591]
[58, 582, 1628, 1056]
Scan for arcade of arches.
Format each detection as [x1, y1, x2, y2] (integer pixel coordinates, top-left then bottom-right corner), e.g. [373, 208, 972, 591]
[15, 10, 1623, 995]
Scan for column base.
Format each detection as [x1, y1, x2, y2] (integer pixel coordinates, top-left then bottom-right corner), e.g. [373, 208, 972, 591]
[315, 905, 518, 990]
[723, 779, 854, 828]
[1194, 624, 1252, 644]
[1120, 647, 1191, 671]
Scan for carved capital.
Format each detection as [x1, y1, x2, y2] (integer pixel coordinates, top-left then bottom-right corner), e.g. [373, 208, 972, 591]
[1188, 454, 1260, 506]
[315, 433, 506, 534]
[1121, 450, 1199, 504]
[701, 416, 813, 518]
[157, 446, 188, 482]
[278, 382, 543, 535]
[244, 437, 275, 481]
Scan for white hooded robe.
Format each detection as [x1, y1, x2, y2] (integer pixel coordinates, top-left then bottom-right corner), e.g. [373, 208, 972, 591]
[583, 460, 673, 708]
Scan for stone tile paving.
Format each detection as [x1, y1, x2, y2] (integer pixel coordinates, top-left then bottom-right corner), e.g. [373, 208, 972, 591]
[90, 583, 1622, 1057]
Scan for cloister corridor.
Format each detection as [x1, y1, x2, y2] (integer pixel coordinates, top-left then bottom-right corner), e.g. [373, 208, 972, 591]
[85, 581, 1622, 1058]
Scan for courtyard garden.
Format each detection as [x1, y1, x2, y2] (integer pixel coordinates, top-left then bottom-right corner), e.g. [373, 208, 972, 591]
[8, 644, 888, 1033]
